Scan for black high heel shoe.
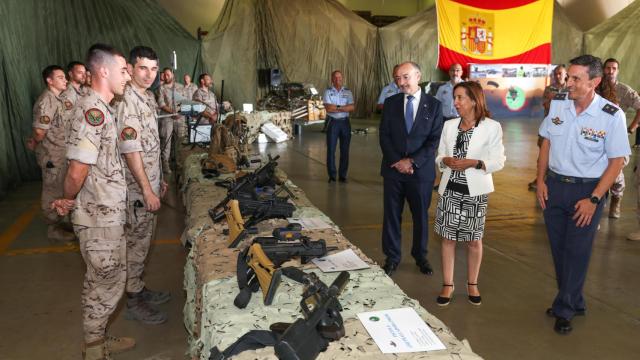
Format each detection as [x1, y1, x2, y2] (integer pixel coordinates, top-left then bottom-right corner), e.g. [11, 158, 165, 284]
[436, 284, 454, 306]
[467, 283, 482, 305]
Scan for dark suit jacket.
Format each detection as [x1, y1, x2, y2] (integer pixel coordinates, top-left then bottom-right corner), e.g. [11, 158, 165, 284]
[379, 91, 443, 182]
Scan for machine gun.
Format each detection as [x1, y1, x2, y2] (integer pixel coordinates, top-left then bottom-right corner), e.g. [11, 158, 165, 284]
[209, 154, 296, 223]
[234, 237, 334, 308]
[210, 269, 349, 360]
[271, 269, 350, 359]
[222, 196, 296, 248]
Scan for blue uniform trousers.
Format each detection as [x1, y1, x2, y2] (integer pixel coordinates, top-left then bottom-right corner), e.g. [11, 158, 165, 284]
[382, 178, 432, 264]
[543, 175, 606, 320]
[326, 117, 351, 179]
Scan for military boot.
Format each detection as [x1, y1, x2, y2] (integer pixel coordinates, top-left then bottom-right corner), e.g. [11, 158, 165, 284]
[82, 339, 111, 360]
[139, 287, 171, 305]
[47, 224, 76, 242]
[609, 195, 621, 218]
[106, 335, 136, 354]
[125, 291, 167, 325]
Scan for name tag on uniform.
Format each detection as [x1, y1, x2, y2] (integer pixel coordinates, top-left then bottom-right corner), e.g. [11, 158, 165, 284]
[580, 127, 606, 142]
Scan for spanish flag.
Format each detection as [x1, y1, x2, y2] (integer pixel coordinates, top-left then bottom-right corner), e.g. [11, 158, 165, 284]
[437, 0, 553, 71]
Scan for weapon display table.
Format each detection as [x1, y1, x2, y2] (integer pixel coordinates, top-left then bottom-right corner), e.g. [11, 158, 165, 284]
[177, 143, 482, 359]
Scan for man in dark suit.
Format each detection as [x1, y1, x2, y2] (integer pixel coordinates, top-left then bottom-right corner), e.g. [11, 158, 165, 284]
[379, 61, 444, 276]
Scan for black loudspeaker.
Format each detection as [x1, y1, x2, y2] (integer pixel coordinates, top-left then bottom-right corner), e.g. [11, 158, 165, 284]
[270, 68, 281, 87]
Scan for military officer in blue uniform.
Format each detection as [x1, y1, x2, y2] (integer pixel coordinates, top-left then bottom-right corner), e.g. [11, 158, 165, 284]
[323, 70, 355, 182]
[536, 55, 630, 335]
[434, 63, 463, 120]
[376, 64, 400, 111]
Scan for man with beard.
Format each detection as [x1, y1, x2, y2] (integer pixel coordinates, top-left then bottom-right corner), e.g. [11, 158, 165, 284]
[157, 67, 184, 174]
[192, 73, 219, 123]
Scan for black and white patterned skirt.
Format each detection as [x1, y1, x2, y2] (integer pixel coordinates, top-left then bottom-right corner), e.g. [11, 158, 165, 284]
[434, 188, 488, 242]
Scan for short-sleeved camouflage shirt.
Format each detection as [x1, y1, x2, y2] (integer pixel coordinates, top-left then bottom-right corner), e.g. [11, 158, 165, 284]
[114, 84, 162, 199]
[66, 88, 127, 227]
[32, 89, 66, 166]
[615, 82, 640, 112]
[157, 82, 184, 113]
[192, 87, 218, 114]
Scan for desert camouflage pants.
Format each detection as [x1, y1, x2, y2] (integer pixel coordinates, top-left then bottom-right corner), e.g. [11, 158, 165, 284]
[611, 170, 625, 197]
[76, 225, 126, 343]
[125, 199, 157, 293]
[40, 160, 67, 224]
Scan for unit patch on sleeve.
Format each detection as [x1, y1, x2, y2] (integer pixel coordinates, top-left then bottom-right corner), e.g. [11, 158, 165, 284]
[120, 127, 138, 140]
[84, 108, 105, 126]
[40, 115, 50, 124]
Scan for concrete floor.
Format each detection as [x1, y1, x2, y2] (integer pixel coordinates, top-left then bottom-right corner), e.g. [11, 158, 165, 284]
[1, 116, 639, 359]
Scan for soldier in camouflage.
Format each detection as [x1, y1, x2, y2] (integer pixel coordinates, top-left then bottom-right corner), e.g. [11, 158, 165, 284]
[157, 67, 184, 174]
[182, 73, 197, 99]
[192, 73, 219, 124]
[52, 43, 135, 360]
[114, 46, 171, 326]
[27, 65, 74, 242]
[598, 58, 640, 219]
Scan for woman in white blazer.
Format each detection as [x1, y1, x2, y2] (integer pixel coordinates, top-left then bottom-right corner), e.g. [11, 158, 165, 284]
[433, 81, 506, 306]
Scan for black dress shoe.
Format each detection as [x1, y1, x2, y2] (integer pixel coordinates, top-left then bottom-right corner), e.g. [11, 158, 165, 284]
[546, 308, 586, 317]
[328, 177, 336, 183]
[416, 259, 433, 275]
[382, 261, 398, 276]
[554, 317, 572, 334]
[339, 177, 347, 183]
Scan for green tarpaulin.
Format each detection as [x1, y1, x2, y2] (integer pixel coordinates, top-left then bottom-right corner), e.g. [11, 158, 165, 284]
[0, 0, 202, 198]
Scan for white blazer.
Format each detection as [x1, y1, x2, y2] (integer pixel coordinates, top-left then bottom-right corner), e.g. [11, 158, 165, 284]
[436, 117, 506, 197]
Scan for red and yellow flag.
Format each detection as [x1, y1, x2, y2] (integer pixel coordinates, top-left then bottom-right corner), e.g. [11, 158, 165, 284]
[436, 0, 553, 71]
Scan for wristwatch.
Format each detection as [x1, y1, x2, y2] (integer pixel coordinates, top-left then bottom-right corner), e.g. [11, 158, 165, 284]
[475, 160, 484, 169]
[589, 195, 601, 204]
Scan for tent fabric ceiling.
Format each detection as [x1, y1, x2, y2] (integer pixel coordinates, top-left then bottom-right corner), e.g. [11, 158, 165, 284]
[0, 0, 202, 198]
[585, 1, 640, 91]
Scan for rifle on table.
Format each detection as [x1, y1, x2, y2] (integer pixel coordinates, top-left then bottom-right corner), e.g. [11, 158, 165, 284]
[234, 237, 334, 308]
[209, 270, 350, 360]
[209, 154, 296, 223]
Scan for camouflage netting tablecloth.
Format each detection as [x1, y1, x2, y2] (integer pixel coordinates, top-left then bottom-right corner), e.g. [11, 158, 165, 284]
[177, 140, 482, 360]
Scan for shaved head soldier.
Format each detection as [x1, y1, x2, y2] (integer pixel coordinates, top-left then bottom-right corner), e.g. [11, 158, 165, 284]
[52, 43, 134, 360]
[27, 65, 73, 242]
[113, 45, 171, 326]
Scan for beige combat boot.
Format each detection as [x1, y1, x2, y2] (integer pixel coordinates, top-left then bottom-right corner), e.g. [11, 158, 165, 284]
[627, 230, 640, 241]
[106, 335, 136, 354]
[609, 196, 621, 218]
[82, 339, 111, 360]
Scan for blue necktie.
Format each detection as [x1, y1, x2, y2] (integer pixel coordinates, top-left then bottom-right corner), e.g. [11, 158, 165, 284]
[405, 95, 414, 133]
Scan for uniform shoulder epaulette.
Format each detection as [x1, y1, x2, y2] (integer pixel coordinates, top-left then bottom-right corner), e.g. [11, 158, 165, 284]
[602, 103, 620, 115]
[553, 93, 568, 101]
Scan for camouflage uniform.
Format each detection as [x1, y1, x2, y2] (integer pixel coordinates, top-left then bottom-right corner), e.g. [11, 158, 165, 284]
[32, 89, 68, 228]
[67, 88, 127, 343]
[60, 84, 88, 139]
[157, 82, 184, 172]
[608, 82, 640, 199]
[192, 87, 218, 121]
[114, 84, 162, 293]
[183, 83, 197, 100]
